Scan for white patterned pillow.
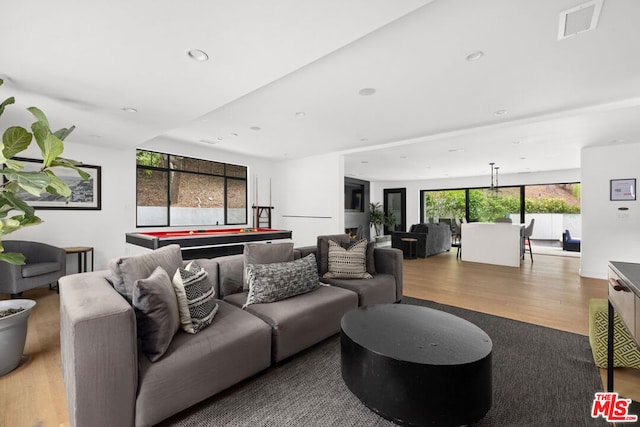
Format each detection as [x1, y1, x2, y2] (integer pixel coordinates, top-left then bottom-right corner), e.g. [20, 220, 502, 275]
[323, 239, 373, 280]
[172, 261, 218, 334]
[244, 254, 319, 307]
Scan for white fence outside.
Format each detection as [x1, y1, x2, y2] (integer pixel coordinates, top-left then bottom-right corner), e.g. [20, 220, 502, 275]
[507, 213, 581, 240]
[137, 207, 247, 226]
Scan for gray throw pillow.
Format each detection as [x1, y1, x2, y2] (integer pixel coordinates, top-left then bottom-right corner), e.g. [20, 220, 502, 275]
[132, 266, 180, 362]
[323, 239, 373, 280]
[109, 244, 183, 302]
[172, 261, 218, 334]
[244, 254, 319, 307]
[243, 242, 294, 290]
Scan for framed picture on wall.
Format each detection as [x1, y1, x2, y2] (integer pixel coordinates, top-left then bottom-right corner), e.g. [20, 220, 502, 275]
[8, 157, 102, 210]
[610, 178, 636, 201]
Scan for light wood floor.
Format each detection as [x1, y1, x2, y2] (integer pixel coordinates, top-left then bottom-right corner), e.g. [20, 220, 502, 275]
[1, 250, 639, 426]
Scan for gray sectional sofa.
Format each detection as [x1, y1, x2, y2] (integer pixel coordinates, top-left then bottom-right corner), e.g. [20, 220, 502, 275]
[391, 222, 452, 258]
[59, 235, 402, 427]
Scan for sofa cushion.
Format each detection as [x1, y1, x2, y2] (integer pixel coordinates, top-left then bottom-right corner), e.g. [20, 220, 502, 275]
[217, 254, 244, 297]
[172, 261, 218, 334]
[226, 286, 358, 362]
[244, 254, 319, 307]
[243, 242, 294, 290]
[321, 273, 397, 307]
[135, 301, 272, 426]
[22, 261, 61, 278]
[323, 239, 372, 280]
[132, 266, 180, 362]
[109, 244, 183, 302]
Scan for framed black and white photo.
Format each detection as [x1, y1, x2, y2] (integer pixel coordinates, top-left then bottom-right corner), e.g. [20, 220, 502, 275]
[610, 178, 636, 201]
[10, 157, 101, 210]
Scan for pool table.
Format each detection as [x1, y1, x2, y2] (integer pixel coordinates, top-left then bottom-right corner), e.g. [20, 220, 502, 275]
[126, 228, 293, 259]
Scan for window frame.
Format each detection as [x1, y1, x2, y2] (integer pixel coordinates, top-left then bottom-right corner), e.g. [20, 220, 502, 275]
[135, 149, 248, 227]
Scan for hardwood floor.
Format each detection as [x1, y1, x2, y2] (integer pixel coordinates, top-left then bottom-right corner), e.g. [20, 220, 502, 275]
[1, 250, 639, 426]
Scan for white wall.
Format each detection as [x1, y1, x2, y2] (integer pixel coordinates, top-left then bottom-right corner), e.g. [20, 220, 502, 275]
[272, 153, 344, 247]
[370, 169, 581, 230]
[8, 137, 276, 270]
[8, 142, 134, 272]
[581, 143, 640, 279]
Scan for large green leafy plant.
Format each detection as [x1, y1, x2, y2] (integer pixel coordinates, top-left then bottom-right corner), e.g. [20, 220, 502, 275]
[0, 78, 88, 264]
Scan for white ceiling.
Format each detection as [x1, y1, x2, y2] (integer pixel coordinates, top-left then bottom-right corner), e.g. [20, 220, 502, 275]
[2, 0, 640, 182]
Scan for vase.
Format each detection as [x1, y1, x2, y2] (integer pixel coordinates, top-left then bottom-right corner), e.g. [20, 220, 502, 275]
[0, 299, 36, 376]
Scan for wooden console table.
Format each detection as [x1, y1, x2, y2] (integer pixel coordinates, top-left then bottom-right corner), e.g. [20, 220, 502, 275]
[607, 261, 640, 391]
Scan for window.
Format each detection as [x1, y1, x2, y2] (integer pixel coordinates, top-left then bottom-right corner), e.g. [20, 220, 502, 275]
[421, 182, 580, 232]
[136, 150, 247, 227]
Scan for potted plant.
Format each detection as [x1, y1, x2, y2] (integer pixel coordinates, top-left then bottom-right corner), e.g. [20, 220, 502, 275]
[0, 78, 87, 264]
[0, 299, 36, 376]
[0, 78, 86, 376]
[369, 202, 386, 237]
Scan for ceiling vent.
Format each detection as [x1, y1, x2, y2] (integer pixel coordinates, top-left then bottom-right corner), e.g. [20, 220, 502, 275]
[558, 0, 604, 40]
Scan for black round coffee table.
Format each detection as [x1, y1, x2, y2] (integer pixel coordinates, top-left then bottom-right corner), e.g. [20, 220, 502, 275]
[341, 304, 492, 427]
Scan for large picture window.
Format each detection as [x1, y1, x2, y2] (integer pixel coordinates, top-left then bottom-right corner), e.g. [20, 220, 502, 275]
[136, 150, 247, 227]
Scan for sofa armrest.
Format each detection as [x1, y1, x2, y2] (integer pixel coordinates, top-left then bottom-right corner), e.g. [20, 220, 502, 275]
[373, 247, 403, 302]
[294, 246, 317, 259]
[60, 271, 138, 427]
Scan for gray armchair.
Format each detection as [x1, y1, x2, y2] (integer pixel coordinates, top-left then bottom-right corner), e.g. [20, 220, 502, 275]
[0, 240, 66, 298]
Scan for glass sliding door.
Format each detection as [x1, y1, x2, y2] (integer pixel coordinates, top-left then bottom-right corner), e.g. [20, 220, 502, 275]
[422, 189, 466, 223]
[468, 187, 521, 223]
[524, 183, 581, 242]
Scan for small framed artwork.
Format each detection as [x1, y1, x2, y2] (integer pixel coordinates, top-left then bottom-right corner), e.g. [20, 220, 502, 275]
[10, 157, 102, 210]
[610, 178, 636, 201]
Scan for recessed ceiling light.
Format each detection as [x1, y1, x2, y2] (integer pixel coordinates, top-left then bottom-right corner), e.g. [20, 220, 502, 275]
[295, 111, 306, 117]
[229, 132, 238, 137]
[250, 126, 261, 131]
[121, 107, 137, 113]
[520, 157, 527, 160]
[465, 50, 484, 61]
[512, 140, 521, 145]
[199, 139, 220, 145]
[187, 49, 209, 61]
[358, 88, 376, 96]
[494, 109, 508, 116]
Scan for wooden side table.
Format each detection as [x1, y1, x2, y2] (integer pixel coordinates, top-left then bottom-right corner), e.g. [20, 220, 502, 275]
[64, 246, 94, 273]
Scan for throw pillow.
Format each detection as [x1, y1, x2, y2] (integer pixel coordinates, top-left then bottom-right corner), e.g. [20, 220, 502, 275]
[341, 240, 376, 276]
[243, 242, 294, 290]
[323, 239, 373, 280]
[244, 254, 319, 307]
[132, 266, 180, 362]
[109, 244, 183, 302]
[172, 261, 218, 334]
[316, 234, 352, 276]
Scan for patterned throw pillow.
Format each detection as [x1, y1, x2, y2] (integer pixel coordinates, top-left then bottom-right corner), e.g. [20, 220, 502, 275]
[323, 239, 373, 280]
[172, 261, 218, 334]
[244, 254, 319, 307]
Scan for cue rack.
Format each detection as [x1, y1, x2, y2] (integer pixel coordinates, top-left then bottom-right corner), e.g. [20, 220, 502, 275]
[252, 176, 273, 228]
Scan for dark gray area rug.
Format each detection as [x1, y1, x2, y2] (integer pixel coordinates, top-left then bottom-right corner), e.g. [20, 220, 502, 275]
[160, 297, 608, 427]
